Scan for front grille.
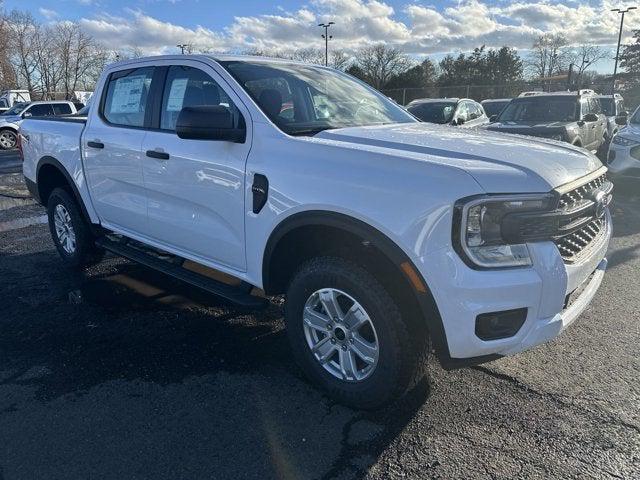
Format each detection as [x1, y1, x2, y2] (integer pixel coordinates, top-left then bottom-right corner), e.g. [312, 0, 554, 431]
[558, 174, 608, 210]
[553, 172, 611, 263]
[555, 218, 606, 262]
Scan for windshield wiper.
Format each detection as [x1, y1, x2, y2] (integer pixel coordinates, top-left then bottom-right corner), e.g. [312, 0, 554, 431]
[288, 126, 337, 136]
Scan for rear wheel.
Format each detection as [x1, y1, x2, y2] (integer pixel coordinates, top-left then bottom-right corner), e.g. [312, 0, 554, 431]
[0, 129, 17, 150]
[285, 256, 428, 410]
[47, 188, 103, 267]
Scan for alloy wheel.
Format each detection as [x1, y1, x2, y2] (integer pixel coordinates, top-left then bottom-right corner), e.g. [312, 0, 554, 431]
[302, 288, 380, 382]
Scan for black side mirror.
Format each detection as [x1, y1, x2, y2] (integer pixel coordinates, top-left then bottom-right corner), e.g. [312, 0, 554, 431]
[452, 117, 465, 126]
[176, 105, 245, 143]
[615, 116, 628, 126]
[583, 113, 598, 122]
[489, 114, 498, 123]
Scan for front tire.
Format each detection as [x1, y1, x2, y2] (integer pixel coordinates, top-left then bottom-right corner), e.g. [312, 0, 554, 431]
[285, 256, 428, 410]
[47, 188, 102, 267]
[0, 129, 17, 150]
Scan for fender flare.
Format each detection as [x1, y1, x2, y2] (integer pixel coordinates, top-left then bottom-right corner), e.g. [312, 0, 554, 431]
[35, 156, 93, 226]
[262, 210, 454, 363]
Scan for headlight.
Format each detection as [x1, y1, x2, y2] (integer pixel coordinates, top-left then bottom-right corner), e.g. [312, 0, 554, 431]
[454, 195, 554, 269]
[612, 135, 640, 146]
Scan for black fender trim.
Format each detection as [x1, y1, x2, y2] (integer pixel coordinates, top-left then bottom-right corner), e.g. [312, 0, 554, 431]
[36, 156, 95, 229]
[262, 210, 461, 365]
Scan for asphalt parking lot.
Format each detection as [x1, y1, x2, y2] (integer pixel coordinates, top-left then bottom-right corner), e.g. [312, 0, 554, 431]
[0, 151, 638, 480]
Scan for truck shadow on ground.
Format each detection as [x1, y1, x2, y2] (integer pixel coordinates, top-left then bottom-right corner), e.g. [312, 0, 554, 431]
[0, 251, 430, 479]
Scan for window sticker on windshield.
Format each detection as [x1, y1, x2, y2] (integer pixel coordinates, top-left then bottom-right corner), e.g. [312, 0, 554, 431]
[166, 78, 189, 112]
[111, 75, 146, 113]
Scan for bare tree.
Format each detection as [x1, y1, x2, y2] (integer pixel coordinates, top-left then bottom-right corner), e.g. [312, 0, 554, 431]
[7, 10, 38, 94]
[330, 50, 350, 70]
[568, 45, 607, 87]
[290, 47, 325, 65]
[527, 33, 570, 80]
[354, 44, 411, 89]
[0, 7, 17, 90]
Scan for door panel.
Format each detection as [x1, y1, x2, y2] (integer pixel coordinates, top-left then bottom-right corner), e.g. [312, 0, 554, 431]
[141, 64, 250, 271]
[83, 67, 154, 233]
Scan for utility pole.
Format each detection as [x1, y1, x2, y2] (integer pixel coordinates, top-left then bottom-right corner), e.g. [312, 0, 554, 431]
[611, 7, 637, 94]
[177, 44, 189, 54]
[318, 22, 334, 66]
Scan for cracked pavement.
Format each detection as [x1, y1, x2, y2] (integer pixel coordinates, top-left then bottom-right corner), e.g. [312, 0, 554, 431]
[0, 152, 638, 479]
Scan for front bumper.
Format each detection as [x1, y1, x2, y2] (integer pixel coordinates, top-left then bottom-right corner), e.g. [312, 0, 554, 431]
[422, 211, 611, 359]
[607, 142, 640, 177]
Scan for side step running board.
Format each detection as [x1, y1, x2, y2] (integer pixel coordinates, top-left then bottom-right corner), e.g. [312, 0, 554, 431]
[95, 237, 268, 309]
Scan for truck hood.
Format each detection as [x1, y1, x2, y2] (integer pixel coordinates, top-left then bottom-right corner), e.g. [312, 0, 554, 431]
[0, 115, 20, 123]
[315, 122, 602, 192]
[617, 122, 640, 138]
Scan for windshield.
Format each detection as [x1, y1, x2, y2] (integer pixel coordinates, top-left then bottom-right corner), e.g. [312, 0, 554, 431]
[407, 102, 456, 124]
[482, 101, 510, 117]
[220, 60, 415, 135]
[629, 108, 640, 124]
[2, 102, 28, 116]
[497, 97, 577, 123]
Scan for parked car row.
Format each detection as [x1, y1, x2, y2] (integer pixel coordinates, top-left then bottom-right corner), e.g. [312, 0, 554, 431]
[0, 100, 83, 150]
[404, 90, 632, 165]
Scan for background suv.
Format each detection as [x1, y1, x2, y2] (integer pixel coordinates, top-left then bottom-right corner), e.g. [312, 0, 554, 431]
[406, 98, 488, 127]
[485, 90, 608, 156]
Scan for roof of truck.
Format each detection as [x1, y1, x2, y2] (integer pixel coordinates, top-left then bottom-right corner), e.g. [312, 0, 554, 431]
[109, 54, 324, 69]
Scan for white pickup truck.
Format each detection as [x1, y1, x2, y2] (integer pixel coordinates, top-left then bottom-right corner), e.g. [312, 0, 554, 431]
[21, 55, 613, 409]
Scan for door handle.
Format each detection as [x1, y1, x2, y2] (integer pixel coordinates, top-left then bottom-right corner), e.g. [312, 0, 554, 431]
[87, 141, 104, 149]
[146, 150, 170, 160]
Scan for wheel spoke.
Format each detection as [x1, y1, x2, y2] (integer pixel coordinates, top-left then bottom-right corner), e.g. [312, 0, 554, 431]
[343, 304, 367, 330]
[351, 333, 378, 364]
[316, 340, 337, 364]
[303, 307, 331, 332]
[319, 289, 344, 321]
[339, 348, 358, 380]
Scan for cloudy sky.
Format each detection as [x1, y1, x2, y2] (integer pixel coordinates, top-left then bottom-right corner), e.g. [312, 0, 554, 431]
[7, 0, 640, 71]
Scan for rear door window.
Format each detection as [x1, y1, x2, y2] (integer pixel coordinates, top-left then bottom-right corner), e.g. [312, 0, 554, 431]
[102, 67, 154, 128]
[52, 103, 72, 115]
[27, 104, 54, 116]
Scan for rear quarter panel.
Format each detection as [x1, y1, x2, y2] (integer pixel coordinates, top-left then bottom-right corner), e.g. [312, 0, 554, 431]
[21, 119, 100, 223]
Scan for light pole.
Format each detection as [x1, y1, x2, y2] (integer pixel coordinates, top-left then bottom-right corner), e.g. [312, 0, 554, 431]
[318, 22, 334, 66]
[177, 44, 189, 54]
[611, 7, 637, 94]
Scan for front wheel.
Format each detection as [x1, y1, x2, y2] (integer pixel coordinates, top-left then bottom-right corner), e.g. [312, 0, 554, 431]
[285, 256, 428, 410]
[0, 129, 17, 150]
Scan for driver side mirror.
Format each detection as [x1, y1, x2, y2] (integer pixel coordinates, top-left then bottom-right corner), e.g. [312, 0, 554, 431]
[452, 117, 465, 126]
[22, 112, 31, 118]
[583, 113, 598, 122]
[489, 114, 498, 123]
[176, 105, 245, 143]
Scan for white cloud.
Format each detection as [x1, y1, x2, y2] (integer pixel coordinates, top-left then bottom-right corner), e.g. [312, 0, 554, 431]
[76, 0, 640, 57]
[38, 8, 59, 20]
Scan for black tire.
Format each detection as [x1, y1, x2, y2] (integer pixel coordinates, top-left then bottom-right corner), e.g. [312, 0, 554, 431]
[284, 256, 428, 410]
[47, 187, 103, 268]
[0, 129, 17, 150]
